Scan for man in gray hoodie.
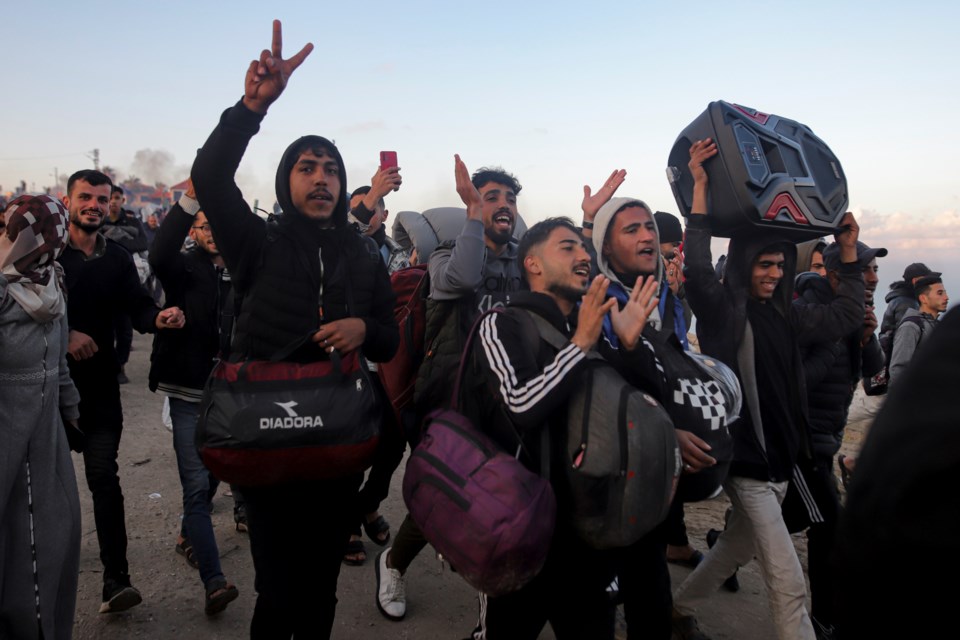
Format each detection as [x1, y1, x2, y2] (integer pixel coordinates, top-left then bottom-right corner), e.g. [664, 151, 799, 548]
[589, 195, 734, 640]
[377, 158, 525, 621]
[888, 275, 948, 385]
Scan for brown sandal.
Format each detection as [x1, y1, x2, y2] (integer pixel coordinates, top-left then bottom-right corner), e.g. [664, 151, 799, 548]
[205, 581, 239, 615]
[175, 537, 199, 569]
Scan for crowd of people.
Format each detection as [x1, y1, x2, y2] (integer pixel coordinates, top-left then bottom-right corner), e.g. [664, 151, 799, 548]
[1, 19, 954, 640]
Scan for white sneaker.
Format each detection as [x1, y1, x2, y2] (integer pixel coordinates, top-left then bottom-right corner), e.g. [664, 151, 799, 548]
[376, 549, 406, 621]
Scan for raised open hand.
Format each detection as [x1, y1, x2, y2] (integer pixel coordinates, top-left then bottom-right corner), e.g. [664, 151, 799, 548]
[609, 276, 660, 350]
[454, 154, 482, 219]
[581, 169, 627, 223]
[243, 20, 314, 115]
[571, 275, 617, 353]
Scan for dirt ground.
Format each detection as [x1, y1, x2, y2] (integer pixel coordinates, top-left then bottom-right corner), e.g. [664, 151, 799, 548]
[69, 333, 878, 639]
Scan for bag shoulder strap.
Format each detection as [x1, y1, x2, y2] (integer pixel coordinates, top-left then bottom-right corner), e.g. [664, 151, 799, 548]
[521, 308, 603, 362]
[452, 307, 550, 474]
[450, 307, 502, 410]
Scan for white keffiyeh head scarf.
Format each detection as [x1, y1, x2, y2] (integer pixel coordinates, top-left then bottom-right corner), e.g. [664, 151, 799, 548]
[0, 195, 69, 323]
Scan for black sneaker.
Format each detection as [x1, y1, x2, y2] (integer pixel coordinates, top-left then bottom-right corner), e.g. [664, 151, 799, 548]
[705, 529, 740, 593]
[99, 579, 142, 613]
[117, 366, 129, 385]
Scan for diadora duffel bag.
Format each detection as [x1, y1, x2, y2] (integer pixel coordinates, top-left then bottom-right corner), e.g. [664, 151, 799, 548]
[197, 348, 380, 486]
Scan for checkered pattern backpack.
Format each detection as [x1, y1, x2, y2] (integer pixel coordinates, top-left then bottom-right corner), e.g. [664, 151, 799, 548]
[644, 331, 738, 503]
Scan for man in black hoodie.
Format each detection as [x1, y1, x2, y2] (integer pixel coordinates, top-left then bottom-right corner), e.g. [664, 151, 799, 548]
[671, 139, 864, 640]
[191, 21, 398, 639]
[788, 240, 886, 636]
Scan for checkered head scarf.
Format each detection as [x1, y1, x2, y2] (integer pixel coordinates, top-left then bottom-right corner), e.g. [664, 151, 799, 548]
[0, 194, 68, 322]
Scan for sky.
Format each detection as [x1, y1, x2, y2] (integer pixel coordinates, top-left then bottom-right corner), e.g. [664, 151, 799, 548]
[3, 0, 958, 309]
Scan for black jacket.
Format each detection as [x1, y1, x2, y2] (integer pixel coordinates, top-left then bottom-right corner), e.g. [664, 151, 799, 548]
[793, 272, 883, 458]
[58, 235, 160, 379]
[466, 292, 589, 477]
[191, 101, 398, 364]
[148, 202, 231, 393]
[834, 307, 960, 637]
[683, 216, 864, 481]
[101, 209, 149, 254]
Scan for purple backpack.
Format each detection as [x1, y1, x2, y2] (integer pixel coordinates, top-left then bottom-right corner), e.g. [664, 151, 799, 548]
[402, 309, 557, 597]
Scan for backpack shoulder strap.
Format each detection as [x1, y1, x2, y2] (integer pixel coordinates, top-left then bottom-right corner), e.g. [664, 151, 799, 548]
[520, 308, 603, 362]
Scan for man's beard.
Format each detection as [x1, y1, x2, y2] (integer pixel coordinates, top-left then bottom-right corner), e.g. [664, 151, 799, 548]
[547, 281, 587, 305]
[484, 225, 514, 246]
[71, 211, 102, 234]
[74, 221, 101, 233]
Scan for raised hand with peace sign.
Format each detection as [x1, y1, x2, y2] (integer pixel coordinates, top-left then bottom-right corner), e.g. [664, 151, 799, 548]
[242, 20, 314, 115]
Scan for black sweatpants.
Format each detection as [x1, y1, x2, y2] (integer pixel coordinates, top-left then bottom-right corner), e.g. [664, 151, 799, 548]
[243, 474, 362, 639]
[473, 524, 617, 640]
[75, 374, 130, 586]
[618, 521, 673, 640]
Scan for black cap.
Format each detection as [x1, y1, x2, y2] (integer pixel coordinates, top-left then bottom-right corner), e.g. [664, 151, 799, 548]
[821, 241, 888, 272]
[903, 262, 941, 282]
[654, 211, 683, 244]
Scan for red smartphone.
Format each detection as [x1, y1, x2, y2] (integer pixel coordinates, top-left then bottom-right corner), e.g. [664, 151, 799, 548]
[380, 151, 398, 171]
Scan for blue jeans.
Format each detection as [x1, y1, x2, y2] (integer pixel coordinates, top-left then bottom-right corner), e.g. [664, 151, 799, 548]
[169, 398, 224, 589]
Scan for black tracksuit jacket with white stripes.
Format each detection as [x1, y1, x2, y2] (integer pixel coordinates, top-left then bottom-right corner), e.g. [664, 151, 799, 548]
[466, 291, 591, 478]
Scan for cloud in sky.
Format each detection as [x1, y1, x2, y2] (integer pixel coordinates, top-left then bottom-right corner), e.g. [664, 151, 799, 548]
[855, 207, 960, 252]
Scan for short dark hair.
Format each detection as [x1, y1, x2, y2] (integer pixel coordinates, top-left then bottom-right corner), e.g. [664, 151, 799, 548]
[67, 170, 113, 195]
[471, 167, 521, 194]
[517, 217, 580, 284]
[350, 185, 384, 210]
[916, 275, 943, 299]
[756, 242, 789, 260]
[289, 140, 339, 168]
[111, 185, 124, 197]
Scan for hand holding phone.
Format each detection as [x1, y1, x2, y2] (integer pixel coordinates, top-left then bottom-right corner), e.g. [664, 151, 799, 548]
[379, 151, 400, 192]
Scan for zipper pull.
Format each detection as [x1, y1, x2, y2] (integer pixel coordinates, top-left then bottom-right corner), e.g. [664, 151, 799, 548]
[356, 379, 363, 392]
[572, 444, 586, 469]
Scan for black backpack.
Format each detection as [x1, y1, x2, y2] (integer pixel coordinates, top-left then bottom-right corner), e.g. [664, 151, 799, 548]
[864, 314, 925, 396]
[525, 311, 680, 549]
